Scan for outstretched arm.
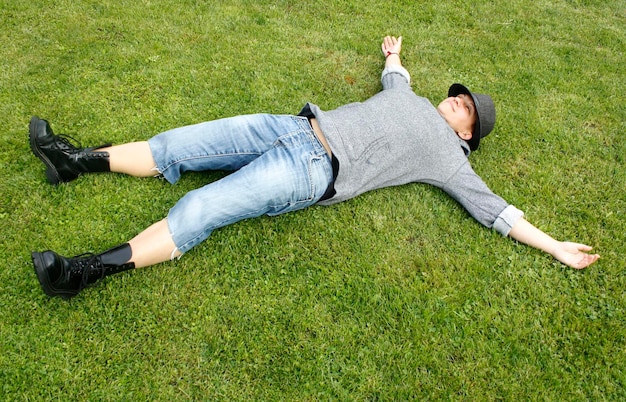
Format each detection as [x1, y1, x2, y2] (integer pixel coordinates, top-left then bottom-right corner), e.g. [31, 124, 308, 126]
[381, 35, 402, 68]
[508, 218, 600, 269]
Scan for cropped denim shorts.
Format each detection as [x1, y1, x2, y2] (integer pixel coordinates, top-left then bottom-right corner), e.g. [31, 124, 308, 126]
[148, 114, 334, 255]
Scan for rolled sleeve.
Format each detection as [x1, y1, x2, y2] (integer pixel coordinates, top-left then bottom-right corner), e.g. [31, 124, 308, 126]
[381, 65, 411, 89]
[493, 205, 525, 236]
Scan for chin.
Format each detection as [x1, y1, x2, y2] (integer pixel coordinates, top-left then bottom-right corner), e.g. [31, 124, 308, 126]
[436, 107, 449, 121]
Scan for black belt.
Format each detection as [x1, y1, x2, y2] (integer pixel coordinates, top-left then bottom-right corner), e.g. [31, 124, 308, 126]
[319, 154, 339, 202]
[298, 108, 339, 202]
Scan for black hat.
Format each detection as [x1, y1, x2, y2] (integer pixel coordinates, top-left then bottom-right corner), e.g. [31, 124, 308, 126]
[448, 83, 496, 151]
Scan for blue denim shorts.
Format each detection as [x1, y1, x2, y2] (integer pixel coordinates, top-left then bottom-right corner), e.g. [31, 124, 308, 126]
[148, 114, 334, 255]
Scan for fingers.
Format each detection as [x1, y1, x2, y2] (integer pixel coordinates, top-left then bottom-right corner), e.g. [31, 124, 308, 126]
[571, 243, 593, 252]
[383, 36, 393, 49]
[383, 35, 402, 48]
[570, 246, 600, 269]
[573, 253, 600, 269]
[558, 242, 600, 269]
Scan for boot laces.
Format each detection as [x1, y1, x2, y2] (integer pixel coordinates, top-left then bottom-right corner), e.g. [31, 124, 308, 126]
[55, 134, 111, 154]
[53, 133, 84, 153]
[69, 253, 107, 289]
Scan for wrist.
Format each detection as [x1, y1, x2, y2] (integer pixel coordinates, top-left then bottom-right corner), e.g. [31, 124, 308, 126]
[548, 240, 563, 258]
[385, 51, 399, 58]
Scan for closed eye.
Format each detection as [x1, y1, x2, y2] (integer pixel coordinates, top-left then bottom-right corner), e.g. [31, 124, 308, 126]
[463, 96, 475, 115]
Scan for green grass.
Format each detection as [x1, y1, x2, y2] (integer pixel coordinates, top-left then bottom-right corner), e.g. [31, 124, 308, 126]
[1, 0, 625, 399]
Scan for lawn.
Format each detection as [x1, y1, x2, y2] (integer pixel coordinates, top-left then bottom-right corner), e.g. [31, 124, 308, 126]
[1, 0, 624, 400]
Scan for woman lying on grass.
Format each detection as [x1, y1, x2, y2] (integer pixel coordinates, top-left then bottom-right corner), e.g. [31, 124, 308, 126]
[29, 36, 599, 300]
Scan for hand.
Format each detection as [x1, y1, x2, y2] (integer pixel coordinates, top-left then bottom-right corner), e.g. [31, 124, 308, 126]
[381, 36, 402, 57]
[508, 218, 600, 270]
[551, 242, 600, 269]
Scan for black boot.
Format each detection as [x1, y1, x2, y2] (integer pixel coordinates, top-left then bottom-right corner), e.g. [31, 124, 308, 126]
[31, 243, 135, 300]
[29, 116, 112, 184]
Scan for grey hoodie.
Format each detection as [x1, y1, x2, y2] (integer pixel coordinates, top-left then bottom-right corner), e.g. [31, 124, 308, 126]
[303, 65, 523, 236]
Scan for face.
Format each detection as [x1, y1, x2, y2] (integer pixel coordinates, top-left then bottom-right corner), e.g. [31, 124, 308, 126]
[437, 93, 477, 140]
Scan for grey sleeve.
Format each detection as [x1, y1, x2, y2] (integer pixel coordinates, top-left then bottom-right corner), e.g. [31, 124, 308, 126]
[442, 162, 524, 236]
[381, 65, 412, 90]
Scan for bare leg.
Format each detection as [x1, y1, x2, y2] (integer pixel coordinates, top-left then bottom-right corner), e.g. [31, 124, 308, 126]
[127, 219, 182, 268]
[100, 141, 157, 177]
[98, 143, 182, 267]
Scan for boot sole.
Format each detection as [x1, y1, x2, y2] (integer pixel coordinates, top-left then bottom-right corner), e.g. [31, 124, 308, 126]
[29, 117, 62, 185]
[31, 252, 74, 300]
